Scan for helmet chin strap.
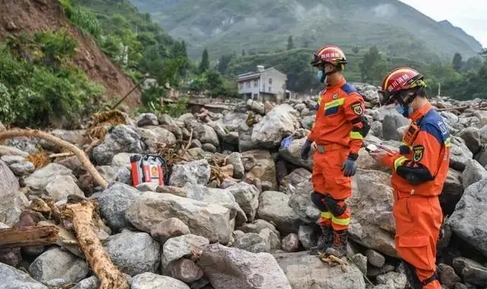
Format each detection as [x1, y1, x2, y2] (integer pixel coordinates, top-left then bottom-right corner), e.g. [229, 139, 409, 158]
[396, 87, 423, 117]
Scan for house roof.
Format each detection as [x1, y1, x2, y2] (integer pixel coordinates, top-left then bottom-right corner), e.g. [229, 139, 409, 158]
[237, 66, 287, 82]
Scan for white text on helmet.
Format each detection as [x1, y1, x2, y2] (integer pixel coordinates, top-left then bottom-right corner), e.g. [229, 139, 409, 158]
[387, 73, 411, 92]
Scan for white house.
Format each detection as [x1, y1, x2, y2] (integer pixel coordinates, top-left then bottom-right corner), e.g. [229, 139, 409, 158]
[237, 65, 288, 103]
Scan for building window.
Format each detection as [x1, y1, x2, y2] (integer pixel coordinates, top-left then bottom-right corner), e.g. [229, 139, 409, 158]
[268, 78, 272, 84]
[246, 81, 250, 88]
[253, 80, 258, 87]
[268, 86, 271, 92]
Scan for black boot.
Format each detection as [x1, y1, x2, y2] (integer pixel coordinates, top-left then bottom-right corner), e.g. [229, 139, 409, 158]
[325, 229, 348, 257]
[309, 225, 333, 255]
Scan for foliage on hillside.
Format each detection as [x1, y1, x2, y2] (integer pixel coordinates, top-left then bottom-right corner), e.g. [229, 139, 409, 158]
[0, 30, 105, 128]
[129, 0, 482, 61]
[0, 0, 238, 128]
[67, 0, 237, 108]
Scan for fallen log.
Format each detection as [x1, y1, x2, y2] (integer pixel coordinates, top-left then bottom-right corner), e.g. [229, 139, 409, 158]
[0, 129, 108, 189]
[0, 225, 59, 249]
[62, 200, 129, 289]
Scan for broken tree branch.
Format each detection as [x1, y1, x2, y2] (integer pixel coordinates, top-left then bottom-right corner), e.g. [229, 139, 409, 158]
[0, 225, 59, 249]
[62, 200, 129, 289]
[0, 129, 108, 189]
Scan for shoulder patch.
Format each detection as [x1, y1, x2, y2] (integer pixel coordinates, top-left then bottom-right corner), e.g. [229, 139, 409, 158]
[413, 145, 424, 162]
[351, 102, 363, 115]
[340, 83, 357, 94]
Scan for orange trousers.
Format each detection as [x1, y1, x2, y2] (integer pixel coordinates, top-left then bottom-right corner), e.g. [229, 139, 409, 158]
[393, 193, 443, 289]
[312, 147, 351, 231]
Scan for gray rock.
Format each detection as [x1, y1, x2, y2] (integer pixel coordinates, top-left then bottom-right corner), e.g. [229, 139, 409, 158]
[376, 272, 407, 289]
[104, 230, 161, 276]
[71, 276, 99, 289]
[1, 155, 35, 176]
[198, 243, 292, 289]
[258, 190, 303, 236]
[131, 272, 190, 289]
[281, 233, 300, 252]
[440, 169, 464, 215]
[96, 165, 132, 185]
[92, 125, 145, 165]
[161, 234, 209, 272]
[382, 113, 410, 141]
[227, 152, 245, 179]
[461, 159, 487, 189]
[458, 126, 482, 154]
[0, 190, 28, 226]
[274, 251, 365, 289]
[279, 168, 311, 194]
[348, 169, 397, 257]
[24, 163, 73, 191]
[183, 184, 247, 226]
[44, 175, 85, 202]
[232, 232, 271, 253]
[251, 104, 300, 148]
[366, 249, 386, 268]
[169, 159, 211, 187]
[449, 178, 487, 257]
[136, 113, 159, 126]
[0, 262, 48, 289]
[28, 247, 89, 285]
[136, 126, 177, 152]
[126, 192, 232, 244]
[452, 257, 487, 288]
[150, 218, 191, 245]
[225, 182, 260, 222]
[287, 179, 320, 223]
[449, 136, 474, 171]
[98, 182, 139, 232]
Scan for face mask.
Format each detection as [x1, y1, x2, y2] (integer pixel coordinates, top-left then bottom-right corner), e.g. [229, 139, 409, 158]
[317, 70, 324, 83]
[395, 104, 413, 117]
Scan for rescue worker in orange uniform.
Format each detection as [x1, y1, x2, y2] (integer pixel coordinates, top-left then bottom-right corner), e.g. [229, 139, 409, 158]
[370, 67, 450, 289]
[301, 45, 370, 257]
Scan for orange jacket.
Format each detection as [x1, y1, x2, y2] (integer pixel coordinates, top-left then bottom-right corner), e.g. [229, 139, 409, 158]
[308, 77, 369, 157]
[381, 101, 450, 197]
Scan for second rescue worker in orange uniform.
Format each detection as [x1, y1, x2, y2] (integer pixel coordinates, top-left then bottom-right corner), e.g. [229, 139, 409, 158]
[370, 67, 450, 289]
[301, 45, 370, 257]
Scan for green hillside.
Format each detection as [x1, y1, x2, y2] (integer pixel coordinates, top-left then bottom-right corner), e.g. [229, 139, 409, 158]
[128, 0, 483, 63]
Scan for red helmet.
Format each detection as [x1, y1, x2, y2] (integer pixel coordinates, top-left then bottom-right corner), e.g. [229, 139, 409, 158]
[311, 45, 347, 67]
[379, 67, 426, 105]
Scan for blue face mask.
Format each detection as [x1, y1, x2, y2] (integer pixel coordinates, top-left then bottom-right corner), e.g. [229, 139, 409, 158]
[317, 70, 325, 83]
[395, 104, 413, 117]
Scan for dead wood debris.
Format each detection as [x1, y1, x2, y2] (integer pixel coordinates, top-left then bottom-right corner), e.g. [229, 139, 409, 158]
[0, 128, 108, 189]
[85, 109, 128, 142]
[318, 252, 349, 273]
[0, 128, 128, 289]
[26, 149, 50, 169]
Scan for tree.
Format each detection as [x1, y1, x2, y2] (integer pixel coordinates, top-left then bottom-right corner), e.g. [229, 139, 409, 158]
[452, 52, 463, 72]
[359, 46, 388, 84]
[217, 54, 233, 74]
[287, 35, 294, 50]
[199, 48, 209, 73]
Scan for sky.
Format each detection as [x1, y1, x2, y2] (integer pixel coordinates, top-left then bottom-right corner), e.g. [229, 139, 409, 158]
[399, 0, 487, 48]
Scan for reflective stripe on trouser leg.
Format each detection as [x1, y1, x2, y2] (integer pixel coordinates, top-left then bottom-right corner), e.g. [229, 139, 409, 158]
[319, 211, 332, 226]
[331, 206, 350, 231]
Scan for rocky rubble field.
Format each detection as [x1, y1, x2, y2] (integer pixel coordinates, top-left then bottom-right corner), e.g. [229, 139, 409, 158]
[1, 85, 487, 289]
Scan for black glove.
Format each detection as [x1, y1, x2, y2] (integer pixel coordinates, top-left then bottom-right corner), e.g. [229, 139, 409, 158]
[341, 154, 358, 177]
[301, 139, 313, 160]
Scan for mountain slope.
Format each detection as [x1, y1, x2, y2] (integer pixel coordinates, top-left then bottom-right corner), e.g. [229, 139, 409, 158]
[0, 0, 142, 109]
[129, 0, 483, 62]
